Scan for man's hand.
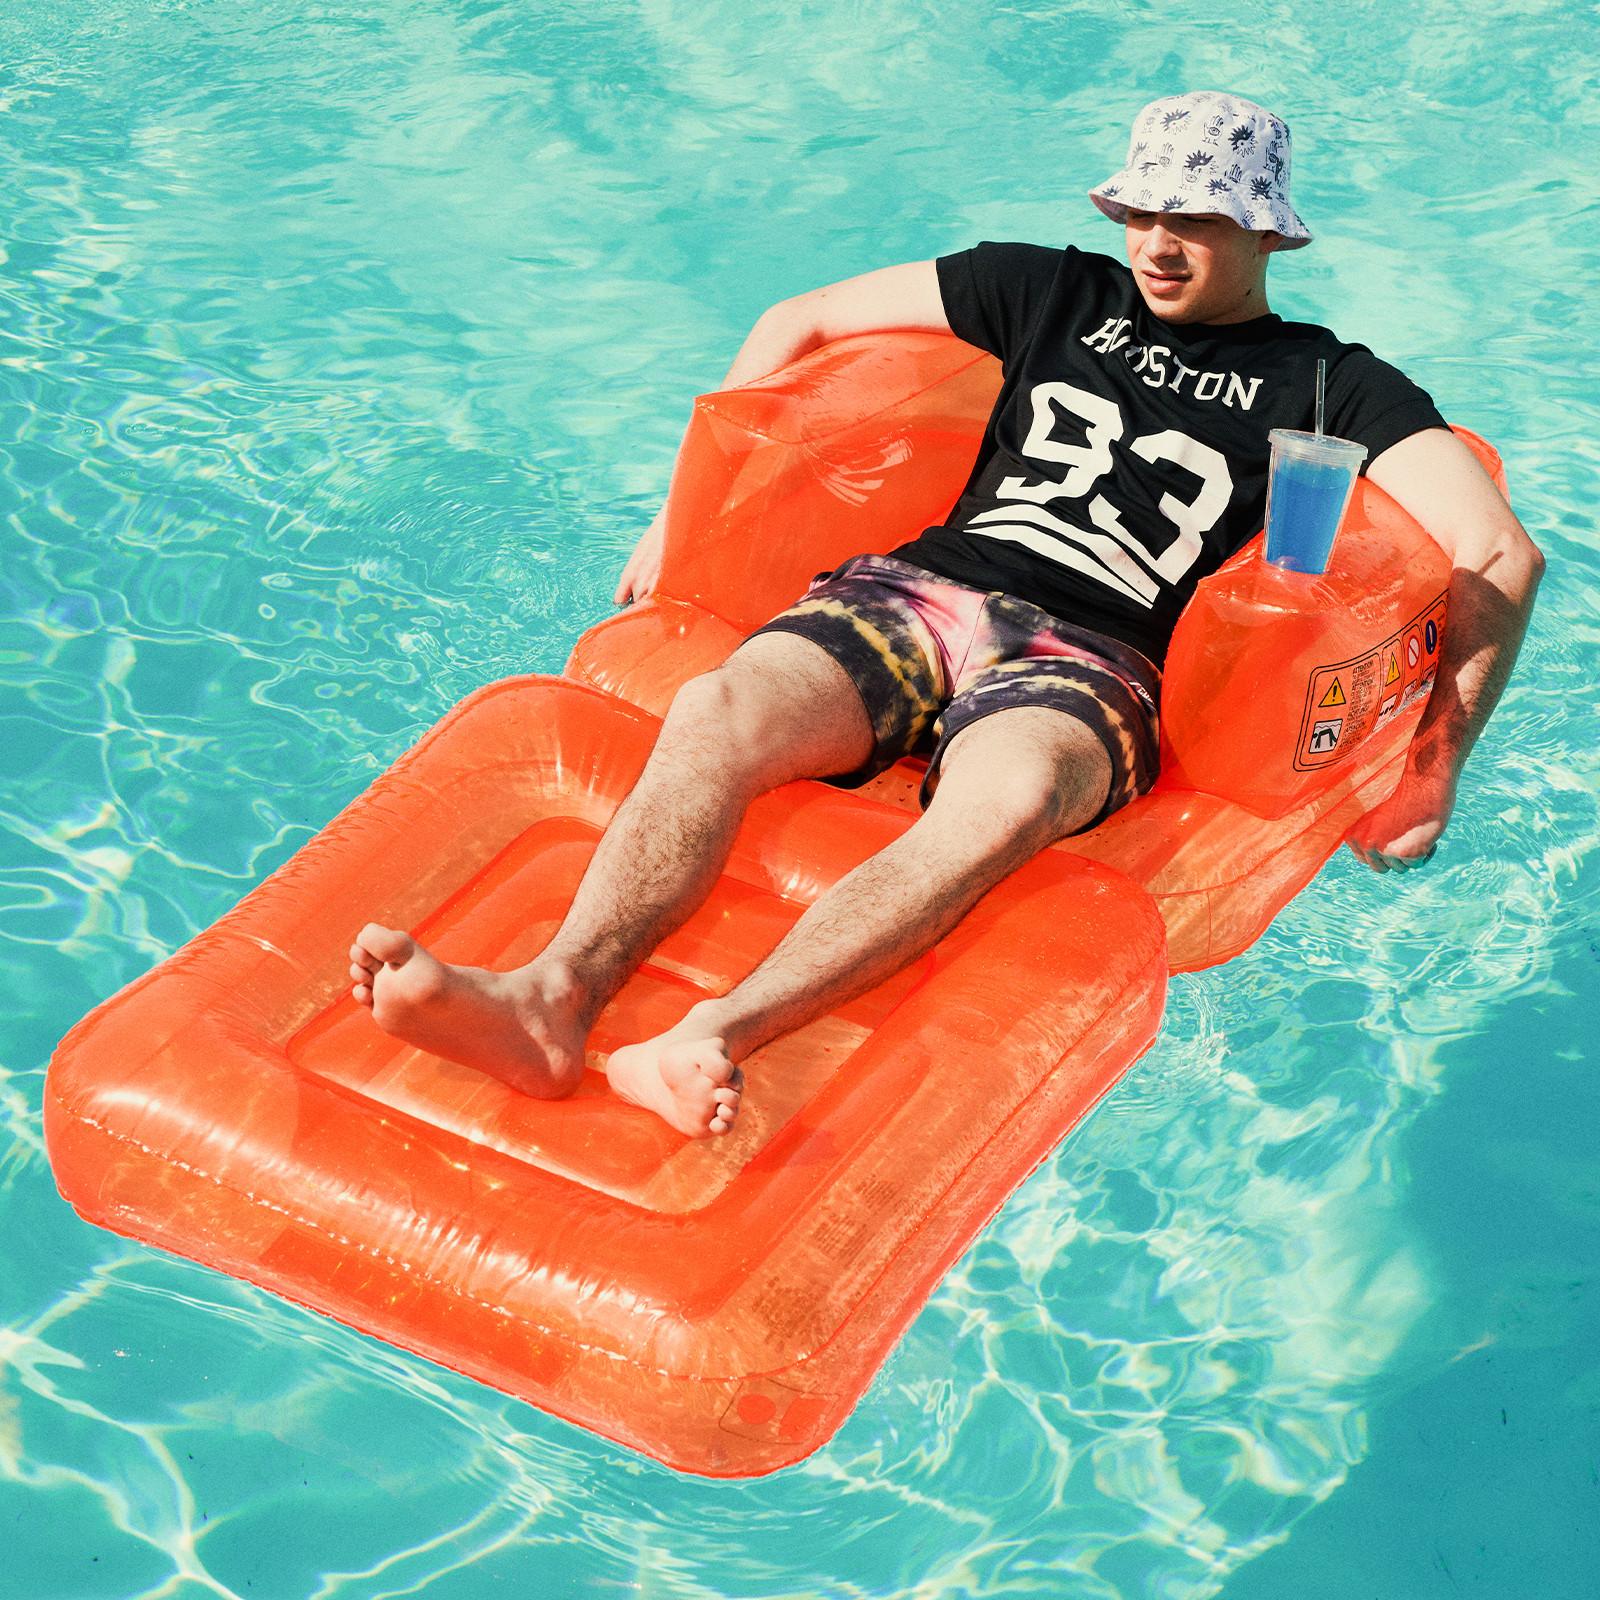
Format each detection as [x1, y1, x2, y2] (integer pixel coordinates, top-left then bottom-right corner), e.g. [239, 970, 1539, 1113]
[1346, 428, 1544, 878]
[1345, 767, 1454, 873]
[614, 507, 666, 606]
[613, 262, 950, 610]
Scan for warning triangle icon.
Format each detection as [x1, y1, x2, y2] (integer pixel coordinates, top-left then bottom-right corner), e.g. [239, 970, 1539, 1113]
[1319, 678, 1347, 708]
[1386, 654, 1401, 685]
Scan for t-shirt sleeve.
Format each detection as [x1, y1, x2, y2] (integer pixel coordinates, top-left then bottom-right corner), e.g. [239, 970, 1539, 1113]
[1321, 344, 1449, 472]
[935, 242, 1066, 370]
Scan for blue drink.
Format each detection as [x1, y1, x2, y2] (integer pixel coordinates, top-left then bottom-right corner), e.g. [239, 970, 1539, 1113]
[1263, 429, 1369, 573]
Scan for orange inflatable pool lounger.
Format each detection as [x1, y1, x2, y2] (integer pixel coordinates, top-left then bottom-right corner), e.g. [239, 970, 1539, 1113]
[45, 678, 1167, 1475]
[45, 332, 1507, 1476]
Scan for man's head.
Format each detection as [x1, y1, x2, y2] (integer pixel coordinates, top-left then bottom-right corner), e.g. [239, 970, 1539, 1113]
[1088, 91, 1310, 326]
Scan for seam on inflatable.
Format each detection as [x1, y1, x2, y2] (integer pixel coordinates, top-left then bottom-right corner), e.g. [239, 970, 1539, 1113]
[697, 347, 991, 447]
[69, 911, 1157, 1391]
[737, 956, 1167, 1389]
[1122, 745, 1406, 908]
[69, 1107, 629, 1359]
[69, 1107, 842, 1390]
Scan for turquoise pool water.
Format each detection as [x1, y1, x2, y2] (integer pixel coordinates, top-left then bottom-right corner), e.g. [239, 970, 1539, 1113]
[4, 1, 1597, 1594]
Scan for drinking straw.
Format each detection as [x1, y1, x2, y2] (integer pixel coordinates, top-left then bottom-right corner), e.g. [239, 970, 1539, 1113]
[1315, 358, 1326, 436]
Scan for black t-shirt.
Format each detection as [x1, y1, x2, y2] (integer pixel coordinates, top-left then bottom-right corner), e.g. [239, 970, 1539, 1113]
[892, 243, 1447, 666]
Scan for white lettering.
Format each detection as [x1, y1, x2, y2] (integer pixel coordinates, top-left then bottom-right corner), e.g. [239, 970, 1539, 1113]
[1127, 430, 1234, 580]
[1080, 316, 1129, 354]
[969, 506, 1158, 606]
[1080, 329, 1262, 409]
[974, 383, 1232, 602]
[998, 382, 1122, 502]
[1224, 373, 1263, 411]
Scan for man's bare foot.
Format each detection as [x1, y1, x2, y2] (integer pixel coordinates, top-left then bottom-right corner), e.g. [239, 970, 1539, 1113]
[349, 923, 587, 1097]
[605, 1010, 743, 1138]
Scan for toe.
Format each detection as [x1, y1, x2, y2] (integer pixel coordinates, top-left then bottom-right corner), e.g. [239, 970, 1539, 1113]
[693, 1039, 737, 1086]
[349, 942, 380, 973]
[710, 1082, 741, 1133]
[357, 922, 415, 966]
[353, 981, 373, 1007]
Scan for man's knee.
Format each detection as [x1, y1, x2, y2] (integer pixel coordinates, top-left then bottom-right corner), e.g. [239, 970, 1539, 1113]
[930, 710, 1112, 847]
[659, 645, 873, 788]
[664, 666, 746, 738]
[660, 666, 774, 770]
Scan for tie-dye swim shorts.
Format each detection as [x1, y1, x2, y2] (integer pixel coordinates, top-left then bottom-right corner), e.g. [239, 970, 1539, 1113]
[747, 553, 1161, 834]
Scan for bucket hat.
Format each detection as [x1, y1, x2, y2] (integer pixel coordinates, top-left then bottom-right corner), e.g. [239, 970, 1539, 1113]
[1088, 91, 1312, 248]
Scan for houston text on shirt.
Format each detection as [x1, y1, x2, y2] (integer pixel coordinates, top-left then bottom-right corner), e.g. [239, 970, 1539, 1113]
[1080, 317, 1264, 410]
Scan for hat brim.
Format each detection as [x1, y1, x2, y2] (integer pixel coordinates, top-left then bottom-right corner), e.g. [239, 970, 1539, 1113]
[1088, 178, 1313, 249]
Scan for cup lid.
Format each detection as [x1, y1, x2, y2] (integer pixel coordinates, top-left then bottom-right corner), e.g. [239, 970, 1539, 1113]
[1268, 428, 1369, 466]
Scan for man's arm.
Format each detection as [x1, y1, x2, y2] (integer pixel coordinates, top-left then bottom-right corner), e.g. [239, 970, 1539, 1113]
[615, 262, 950, 604]
[1346, 427, 1545, 872]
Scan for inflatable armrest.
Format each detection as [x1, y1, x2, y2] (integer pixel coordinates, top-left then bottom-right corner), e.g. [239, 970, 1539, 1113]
[1160, 427, 1508, 817]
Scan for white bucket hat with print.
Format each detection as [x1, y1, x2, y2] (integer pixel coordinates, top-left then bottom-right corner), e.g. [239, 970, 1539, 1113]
[1088, 91, 1312, 248]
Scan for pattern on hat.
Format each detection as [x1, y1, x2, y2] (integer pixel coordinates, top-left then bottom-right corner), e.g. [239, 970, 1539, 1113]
[1089, 91, 1312, 248]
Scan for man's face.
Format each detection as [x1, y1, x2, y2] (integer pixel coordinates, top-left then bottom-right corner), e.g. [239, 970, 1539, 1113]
[1124, 210, 1279, 325]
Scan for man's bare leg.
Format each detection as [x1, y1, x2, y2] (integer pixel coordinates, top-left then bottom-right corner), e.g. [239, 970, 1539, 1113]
[604, 705, 1112, 1085]
[349, 633, 875, 1133]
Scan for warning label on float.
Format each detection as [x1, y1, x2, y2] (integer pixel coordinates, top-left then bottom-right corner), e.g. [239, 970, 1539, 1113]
[1295, 592, 1447, 770]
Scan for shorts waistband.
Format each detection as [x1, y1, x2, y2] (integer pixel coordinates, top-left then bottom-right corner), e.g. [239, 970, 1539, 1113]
[839, 553, 1162, 710]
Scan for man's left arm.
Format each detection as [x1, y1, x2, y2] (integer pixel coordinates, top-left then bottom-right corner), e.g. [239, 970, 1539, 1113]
[1347, 427, 1545, 872]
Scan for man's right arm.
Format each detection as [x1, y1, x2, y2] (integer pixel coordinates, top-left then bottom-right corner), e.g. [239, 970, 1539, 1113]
[615, 261, 950, 604]
[717, 260, 952, 386]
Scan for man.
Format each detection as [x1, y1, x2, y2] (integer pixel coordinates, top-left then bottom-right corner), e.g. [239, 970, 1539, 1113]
[348, 92, 1542, 1140]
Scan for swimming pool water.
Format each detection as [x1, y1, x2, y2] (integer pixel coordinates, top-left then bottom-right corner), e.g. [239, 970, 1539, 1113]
[3, 1, 1597, 1595]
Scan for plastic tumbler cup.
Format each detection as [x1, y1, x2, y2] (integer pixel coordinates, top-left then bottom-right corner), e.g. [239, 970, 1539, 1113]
[1262, 429, 1369, 573]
